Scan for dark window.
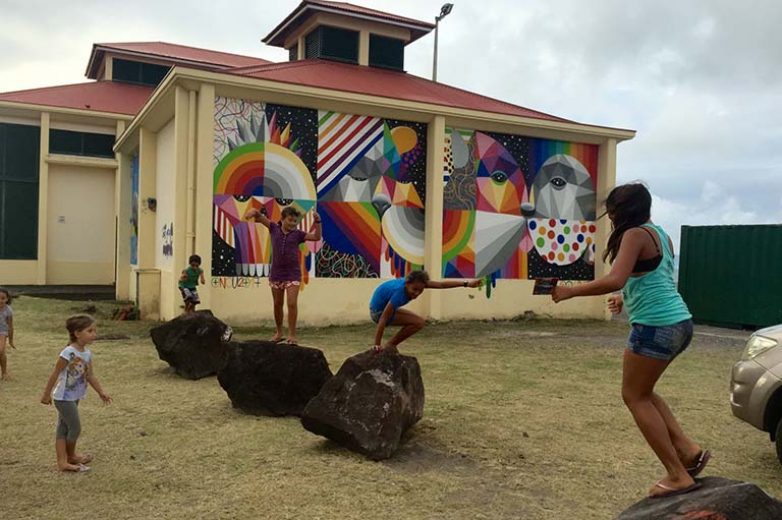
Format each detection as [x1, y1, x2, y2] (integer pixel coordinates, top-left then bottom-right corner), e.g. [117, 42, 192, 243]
[112, 58, 170, 86]
[289, 44, 298, 61]
[305, 29, 321, 59]
[304, 26, 359, 63]
[0, 123, 40, 259]
[50, 129, 115, 158]
[369, 34, 405, 70]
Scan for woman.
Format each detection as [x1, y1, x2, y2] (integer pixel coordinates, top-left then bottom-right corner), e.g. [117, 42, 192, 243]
[552, 183, 709, 499]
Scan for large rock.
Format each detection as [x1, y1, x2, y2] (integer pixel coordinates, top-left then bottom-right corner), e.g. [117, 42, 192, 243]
[616, 477, 782, 520]
[150, 310, 231, 380]
[217, 340, 333, 416]
[300, 350, 425, 460]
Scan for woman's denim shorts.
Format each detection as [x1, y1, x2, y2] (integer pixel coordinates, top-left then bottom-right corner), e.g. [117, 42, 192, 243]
[627, 319, 694, 361]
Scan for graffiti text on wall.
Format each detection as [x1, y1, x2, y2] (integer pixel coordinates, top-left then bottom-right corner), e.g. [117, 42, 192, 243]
[162, 222, 173, 257]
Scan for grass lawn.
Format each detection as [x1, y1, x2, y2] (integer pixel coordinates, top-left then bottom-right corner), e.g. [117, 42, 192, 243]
[1, 296, 778, 519]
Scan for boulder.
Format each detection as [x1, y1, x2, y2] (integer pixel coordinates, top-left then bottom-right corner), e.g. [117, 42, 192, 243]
[150, 310, 232, 380]
[616, 477, 782, 520]
[300, 350, 425, 460]
[217, 340, 333, 416]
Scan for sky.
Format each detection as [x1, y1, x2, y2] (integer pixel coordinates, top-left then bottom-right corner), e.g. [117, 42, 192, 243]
[1, 0, 781, 250]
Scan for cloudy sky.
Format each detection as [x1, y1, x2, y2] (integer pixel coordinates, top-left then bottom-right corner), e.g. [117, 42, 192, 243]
[2, 0, 781, 249]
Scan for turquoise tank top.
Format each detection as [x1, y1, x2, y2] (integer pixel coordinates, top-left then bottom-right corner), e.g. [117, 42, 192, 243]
[621, 223, 692, 326]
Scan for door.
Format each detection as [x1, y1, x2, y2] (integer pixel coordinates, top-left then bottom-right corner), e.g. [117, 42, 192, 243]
[47, 164, 115, 285]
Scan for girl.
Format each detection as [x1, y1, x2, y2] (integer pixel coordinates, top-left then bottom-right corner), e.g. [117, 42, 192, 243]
[370, 271, 482, 354]
[40, 314, 112, 472]
[0, 287, 14, 380]
[551, 183, 709, 499]
[245, 206, 322, 345]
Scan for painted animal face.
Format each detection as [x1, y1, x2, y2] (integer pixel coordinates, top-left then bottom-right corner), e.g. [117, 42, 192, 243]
[442, 130, 532, 278]
[532, 154, 595, 220]
[528, 154, 598, 266]
[317, 116, 426, 276]
[473, 132, 528, 216]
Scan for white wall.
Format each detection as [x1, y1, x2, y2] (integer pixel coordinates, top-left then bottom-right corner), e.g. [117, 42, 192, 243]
[155, 120, 175, 270]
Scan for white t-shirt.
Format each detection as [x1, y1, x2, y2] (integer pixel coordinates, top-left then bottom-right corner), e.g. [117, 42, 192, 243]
[52, 346, 92, 401]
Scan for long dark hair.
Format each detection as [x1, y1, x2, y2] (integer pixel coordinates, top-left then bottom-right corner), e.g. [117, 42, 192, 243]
[602, 183, 652, 263]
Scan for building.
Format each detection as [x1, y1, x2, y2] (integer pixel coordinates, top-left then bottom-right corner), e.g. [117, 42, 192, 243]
[1, 0, 635, 324]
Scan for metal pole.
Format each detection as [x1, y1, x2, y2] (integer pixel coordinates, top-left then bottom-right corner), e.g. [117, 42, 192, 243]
[433, 18, 440, 82]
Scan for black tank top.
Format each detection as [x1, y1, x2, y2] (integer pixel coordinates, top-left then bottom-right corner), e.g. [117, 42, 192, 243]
[632, 227, 662, 274]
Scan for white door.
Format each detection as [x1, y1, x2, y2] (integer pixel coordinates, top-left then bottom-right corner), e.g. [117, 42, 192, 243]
[47, 164, 115, 285]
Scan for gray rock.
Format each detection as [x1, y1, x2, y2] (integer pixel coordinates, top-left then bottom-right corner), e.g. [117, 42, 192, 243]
[301, 350, 424, 460]
[218, 340, 333, 416]
[150, 310, 231, 379]
[616, 477, 782, 520]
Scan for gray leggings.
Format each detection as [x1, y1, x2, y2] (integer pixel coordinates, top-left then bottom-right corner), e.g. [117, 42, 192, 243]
[54, 400, 81, 441]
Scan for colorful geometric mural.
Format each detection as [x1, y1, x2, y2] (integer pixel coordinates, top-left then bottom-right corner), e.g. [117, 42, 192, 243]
[212, 97, 427, 279]
[130, 152, 139, 265]
[442, 128, 598, 281]
[317, 112, 427, 278]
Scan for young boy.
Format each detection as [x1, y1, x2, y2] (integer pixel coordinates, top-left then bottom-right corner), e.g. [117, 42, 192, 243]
[370, 270, 481, 353]
[179, 254, 206, 314]
[245, 206, 322, 345]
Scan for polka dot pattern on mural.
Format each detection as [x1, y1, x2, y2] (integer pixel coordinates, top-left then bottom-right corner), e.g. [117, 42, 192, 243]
[527, 218, 596, 266]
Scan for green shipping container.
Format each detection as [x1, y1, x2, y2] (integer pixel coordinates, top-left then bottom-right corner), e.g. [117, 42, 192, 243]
[678, 224, 782, 329]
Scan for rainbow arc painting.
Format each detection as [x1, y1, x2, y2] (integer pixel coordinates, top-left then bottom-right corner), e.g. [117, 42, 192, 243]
[212, 97, 427, 279]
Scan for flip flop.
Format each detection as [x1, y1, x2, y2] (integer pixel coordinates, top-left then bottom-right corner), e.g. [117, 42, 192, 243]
[685, 450, 711, 478]
[286, 339, 299, 346]
[75, 454, 93, 465]
[649, 480, 701, 499]
[269, 337, 285, 344]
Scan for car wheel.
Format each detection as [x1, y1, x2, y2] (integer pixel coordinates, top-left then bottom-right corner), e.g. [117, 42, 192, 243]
[776, 419, 782, 464]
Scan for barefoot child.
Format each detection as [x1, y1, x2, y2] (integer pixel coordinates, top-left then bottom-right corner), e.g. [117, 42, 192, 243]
[179, 254, 206, 314]
[40, 315, 112, 472]
[551, 183, 708, 499]
[245, 206, 322, 345]
[0, 287, 14, 380]
[370, 270, 481, 353]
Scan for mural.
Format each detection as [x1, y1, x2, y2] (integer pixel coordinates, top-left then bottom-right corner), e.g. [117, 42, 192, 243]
[212, 97, 427, 279]
[130, 152, 139, 265]
[442, 128, 598, 281]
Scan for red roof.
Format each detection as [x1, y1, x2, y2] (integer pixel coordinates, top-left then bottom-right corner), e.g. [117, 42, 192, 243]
[87, 42, 271, 78]
[0, 81, 154, 116]
[304, 0, 434, 29]
[263, 0, 434, 47]
[230, 60, 569, 122]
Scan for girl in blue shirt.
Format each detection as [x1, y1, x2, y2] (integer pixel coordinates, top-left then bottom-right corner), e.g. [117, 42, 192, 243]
[370, 271, 481, 353]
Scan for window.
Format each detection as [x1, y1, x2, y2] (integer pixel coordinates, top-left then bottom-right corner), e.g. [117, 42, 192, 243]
[369, 34, 405, 70]
[112, 58, 170, 86]
[304, 26, 359, 63]
[0, 123, 40, 259]
[50, 129, 115, 158]
[289, 44, 298, 61]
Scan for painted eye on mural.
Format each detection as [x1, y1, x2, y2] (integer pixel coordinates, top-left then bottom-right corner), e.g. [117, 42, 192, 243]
[275, 198, 294, 205]
[550, 176, 567, 189]
[490, 171, 508, 184]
